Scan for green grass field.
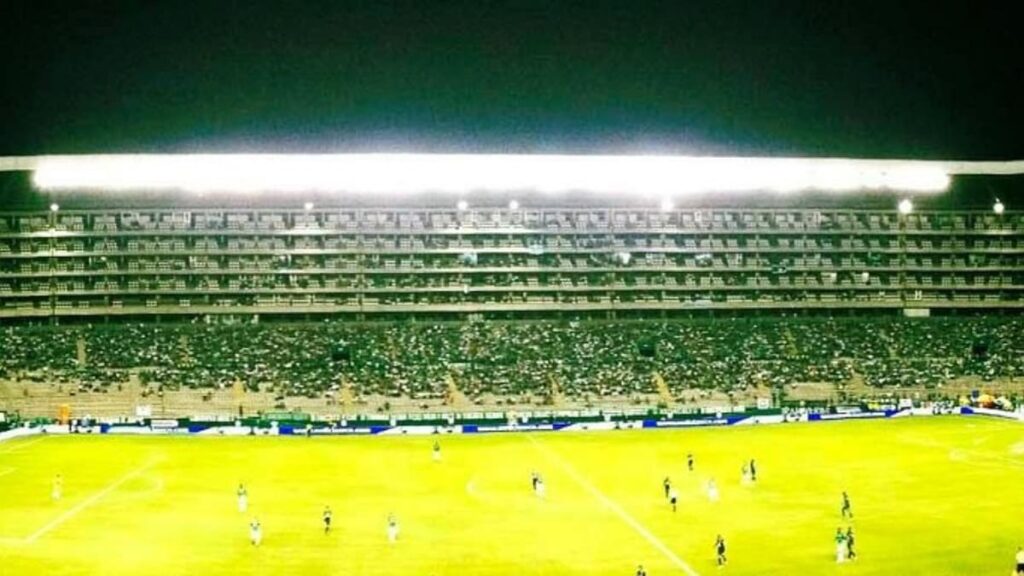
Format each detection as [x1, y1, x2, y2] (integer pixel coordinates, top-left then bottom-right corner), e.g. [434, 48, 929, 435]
[1, 416, 1023, 575]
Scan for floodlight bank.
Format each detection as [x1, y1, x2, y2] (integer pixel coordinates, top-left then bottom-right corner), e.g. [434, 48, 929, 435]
[2, 153, 1021, 195]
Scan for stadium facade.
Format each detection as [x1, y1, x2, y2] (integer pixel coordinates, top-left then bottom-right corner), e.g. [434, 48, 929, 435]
[1, 202, 1023, 320]
[0, 152, 1022, 321]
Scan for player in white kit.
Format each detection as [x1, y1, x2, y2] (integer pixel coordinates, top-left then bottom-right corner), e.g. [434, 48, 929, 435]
[834, 527, 847, 563]
[250, 518, 262, 546]
[237, 483, 248, 513]
[387, 513, 399, 543]
[707, 478, 720, 503]
[52, 474, 62, 501]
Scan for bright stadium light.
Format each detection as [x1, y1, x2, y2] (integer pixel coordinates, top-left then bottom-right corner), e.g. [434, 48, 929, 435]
[49, 202, 59, 212]
[660, 198, 674, 212]
[508, 199, 519, 210]
[898, 198, 914, 215]
[456, 199, 469, 211]
[303, 201, 314, 211]
[993, 199, 1005, 215]
[28, 154, 959, 196]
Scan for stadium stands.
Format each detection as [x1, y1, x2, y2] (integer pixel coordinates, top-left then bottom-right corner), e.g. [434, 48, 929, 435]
[2, 317, 1022, 402]
[1, 205, 1023, 404]
[1, 206, 1023, 317]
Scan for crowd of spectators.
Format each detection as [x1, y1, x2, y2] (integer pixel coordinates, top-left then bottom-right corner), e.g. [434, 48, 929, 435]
[1, 316, 1023, 401]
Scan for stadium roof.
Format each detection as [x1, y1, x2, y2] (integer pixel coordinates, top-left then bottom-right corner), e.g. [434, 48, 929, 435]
[2, 154, 1023, 196]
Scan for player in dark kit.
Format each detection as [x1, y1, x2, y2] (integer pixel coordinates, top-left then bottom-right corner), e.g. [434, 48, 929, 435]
[531, 471, 540, 492]
[846, 527, 856, 560]
[749, 459, 757, 482]
[715, 534, 727, 567]
[841, 491, 853, 519]
[663, 477, 671, 499]
[636, 564, 647, 576]
[687, 453, 694, 472]
[323, 506, 333, 534]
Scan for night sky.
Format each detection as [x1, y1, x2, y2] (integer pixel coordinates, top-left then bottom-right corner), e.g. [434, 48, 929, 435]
[1, 0, 1021, 160]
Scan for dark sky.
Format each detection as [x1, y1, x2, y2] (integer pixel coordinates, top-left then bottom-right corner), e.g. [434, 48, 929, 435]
[1, 0, 1021, 159]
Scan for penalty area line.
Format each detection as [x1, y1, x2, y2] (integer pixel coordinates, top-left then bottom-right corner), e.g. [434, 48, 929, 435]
[24, 461, 156, 544]
[0, 436, 47, 454]
[527, 435, 701, 576]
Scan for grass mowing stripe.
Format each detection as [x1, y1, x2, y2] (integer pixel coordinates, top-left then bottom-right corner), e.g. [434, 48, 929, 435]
[25, 461, 155, 544]
[527, 434, 701, 576]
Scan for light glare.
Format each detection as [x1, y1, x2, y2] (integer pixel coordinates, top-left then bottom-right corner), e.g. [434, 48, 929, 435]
[993, 199, 1005, 215]
[49, 203, 59, 212]
[508, 200, 519, 210]
[31, 154, 953, 195]
[898, 199, 914, 215]
[456, 200, 469, 211]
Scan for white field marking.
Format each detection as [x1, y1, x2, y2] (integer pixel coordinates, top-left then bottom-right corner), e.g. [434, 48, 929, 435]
[527, 435, 700, 576]
[896, 435, 1024, 471]
[103, 473, 165, 507]
[0, 436, 47, 454]
[25, 461, 156, 544]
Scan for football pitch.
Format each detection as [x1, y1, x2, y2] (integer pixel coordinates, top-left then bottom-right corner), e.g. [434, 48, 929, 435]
[1, 416, 1022, 575]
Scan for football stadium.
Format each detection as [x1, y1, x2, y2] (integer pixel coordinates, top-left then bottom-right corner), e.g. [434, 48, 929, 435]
[3, 3, 1024, 576]
[1, 153, 1024, 576]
